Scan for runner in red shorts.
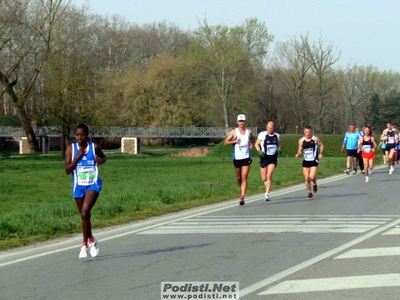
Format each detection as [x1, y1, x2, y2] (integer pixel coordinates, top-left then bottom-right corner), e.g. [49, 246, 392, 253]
[358, 126, 377, 183]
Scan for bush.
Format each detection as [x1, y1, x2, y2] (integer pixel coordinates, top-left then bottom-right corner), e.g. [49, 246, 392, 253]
[0, 115, 21, 126]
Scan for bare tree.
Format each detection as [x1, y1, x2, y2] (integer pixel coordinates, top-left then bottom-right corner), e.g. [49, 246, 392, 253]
[272, 37, 315, 128]
[341, 65, 381, 126]
[0, 0, 70, 153]
[302, 36, 340, 133]
[40, 4, 98, 156]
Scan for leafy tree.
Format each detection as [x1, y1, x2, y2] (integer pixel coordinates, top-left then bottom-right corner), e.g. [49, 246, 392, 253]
[365, 93, 384, 131]
[379, 92, 400, 127]
[94, 53, 208, 128]
[189, 18, 273, 127]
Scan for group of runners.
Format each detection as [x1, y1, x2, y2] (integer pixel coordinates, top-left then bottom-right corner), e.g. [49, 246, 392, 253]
[224, 114, 324, 205]
[66, 119, 398, 257]
[224, 114, 399, 206]
[342, 122, 399, 183]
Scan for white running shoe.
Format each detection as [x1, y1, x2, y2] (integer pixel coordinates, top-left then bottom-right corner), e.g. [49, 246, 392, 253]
[389, 166, 394, 174]
[264, 193, 270, 201]
[89, 237, 99, 257]
[365, 176, 369, 183]
[79, 245, 88, 258]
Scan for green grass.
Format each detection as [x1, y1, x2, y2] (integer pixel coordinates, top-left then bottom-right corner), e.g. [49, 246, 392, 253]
[0, 137, 375, 251]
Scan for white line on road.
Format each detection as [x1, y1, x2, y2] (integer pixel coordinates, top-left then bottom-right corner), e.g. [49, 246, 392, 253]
[335, 247, 400, 259]
[239, 217, 400, 298]
[139, 216, 391, 234]
[382, 227, 400, 235]
[259, 273, 400, 295]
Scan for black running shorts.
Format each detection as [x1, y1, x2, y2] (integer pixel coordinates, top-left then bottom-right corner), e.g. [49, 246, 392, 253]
[260, 158, 277, 168]
[233, 158, 252, 168]
[302, 160, 319, 168]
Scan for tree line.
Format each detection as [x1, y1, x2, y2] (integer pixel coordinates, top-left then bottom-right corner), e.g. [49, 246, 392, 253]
[1, 0, 400, 154]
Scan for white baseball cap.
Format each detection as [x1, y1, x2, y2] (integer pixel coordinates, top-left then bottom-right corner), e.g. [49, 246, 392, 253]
[237, 114, 246, 121]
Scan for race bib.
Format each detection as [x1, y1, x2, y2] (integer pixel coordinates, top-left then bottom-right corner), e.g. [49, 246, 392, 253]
[303, 148, 314, 161]
[362, 145, 371, 153]
[266, 145, 277, 155]
[77, 166, 96, 186]
[238, 145, 249, 153]
[388, 136, 395, 144]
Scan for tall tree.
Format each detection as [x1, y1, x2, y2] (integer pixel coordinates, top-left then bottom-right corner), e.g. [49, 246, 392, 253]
[41, 4, 93, 155]
[303, 36, 340, 133]
[0, 0, 70, 153]
[365, 93, 383, 131]
[118, 53, 208, 127]
[189, 18, 273, 127]
[342, 65, 380, 126]
[272, 37, 315, 128]
[379, 92, 400, 126]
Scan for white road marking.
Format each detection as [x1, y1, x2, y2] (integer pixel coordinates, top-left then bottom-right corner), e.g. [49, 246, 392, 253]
[335, 247, 400, 259]
[382, 227, 400, 235]
[138, 216, 392, 234]
[239, 217, 400, 297]
[259, 273, 400, 295]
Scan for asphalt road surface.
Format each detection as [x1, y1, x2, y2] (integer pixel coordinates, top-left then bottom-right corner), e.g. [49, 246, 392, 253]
[1, 164, 400, 300]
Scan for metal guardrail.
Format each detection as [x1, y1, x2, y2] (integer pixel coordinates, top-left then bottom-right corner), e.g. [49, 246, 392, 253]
[0, 126, 258, 138]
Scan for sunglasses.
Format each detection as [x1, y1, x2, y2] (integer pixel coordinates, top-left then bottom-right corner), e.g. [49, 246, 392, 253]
[238, 120, 246, 122]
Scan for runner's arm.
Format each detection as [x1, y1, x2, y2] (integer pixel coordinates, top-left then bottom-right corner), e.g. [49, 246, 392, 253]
[316, 137, 324, 158]
[295, 138, 303, 158]
[224, 130, 237, 146]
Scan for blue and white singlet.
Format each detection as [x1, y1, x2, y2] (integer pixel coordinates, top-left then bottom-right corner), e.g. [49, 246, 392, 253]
[71, 142, 101, 189]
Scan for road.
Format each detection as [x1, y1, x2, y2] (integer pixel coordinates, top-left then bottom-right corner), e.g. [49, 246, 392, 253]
[1, 164, 400, 299]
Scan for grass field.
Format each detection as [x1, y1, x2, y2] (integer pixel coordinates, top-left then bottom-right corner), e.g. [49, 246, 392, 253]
[0, 134, 379, 251]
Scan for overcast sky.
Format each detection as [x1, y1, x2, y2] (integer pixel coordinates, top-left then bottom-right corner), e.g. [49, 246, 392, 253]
[73, 0, 400, 72]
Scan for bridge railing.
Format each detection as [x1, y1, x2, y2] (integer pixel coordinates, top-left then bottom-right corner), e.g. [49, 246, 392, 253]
[0, 126, 258, 138]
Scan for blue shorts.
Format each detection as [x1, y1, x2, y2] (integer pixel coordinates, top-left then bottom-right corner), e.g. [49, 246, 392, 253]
[346, 149, 358, 157]
[385, 145, 396, 152]
[73, 180, 102, 199]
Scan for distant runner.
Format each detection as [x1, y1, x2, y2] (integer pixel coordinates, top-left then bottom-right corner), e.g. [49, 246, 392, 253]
[380, 122, 399, 174]
[295, 126, 324, 200]
[224, 114, 255, 206]
[254, 121, 281, 201]
[341, 124, 361, 175]
[357, 126, 377, 183]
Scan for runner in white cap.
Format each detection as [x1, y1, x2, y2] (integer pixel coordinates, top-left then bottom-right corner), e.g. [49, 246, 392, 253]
[224, 114, 255, 205]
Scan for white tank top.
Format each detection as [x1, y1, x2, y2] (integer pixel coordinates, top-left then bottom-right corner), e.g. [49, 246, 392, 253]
[232, 128, 251, 160]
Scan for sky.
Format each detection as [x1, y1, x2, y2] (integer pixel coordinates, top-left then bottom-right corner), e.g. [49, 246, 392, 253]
[73, 0, 400, 72]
